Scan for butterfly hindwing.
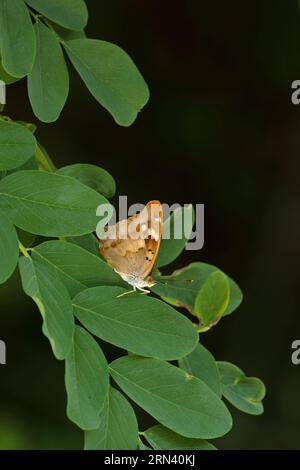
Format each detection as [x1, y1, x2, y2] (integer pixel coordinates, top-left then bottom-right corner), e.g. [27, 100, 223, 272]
[99, 201, 163, 285]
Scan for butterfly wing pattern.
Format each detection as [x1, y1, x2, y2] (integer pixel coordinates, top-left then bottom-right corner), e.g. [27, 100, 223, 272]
[99, 201, 163, 293]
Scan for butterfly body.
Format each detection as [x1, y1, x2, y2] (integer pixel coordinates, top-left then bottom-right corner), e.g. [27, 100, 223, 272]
[99, 201, 163, 295]
[114, 272, 154, 294]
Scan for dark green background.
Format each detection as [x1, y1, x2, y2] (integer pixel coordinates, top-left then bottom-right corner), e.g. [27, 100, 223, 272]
[1, 0, 300, 449]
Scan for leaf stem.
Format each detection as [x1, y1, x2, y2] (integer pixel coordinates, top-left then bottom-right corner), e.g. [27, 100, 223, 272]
[43, 18, 62, 41]
[27, 7, 42, 22]
[35, 144, 56, 173]
[19, 241, 30, 258]
[0, 115, 11, 121]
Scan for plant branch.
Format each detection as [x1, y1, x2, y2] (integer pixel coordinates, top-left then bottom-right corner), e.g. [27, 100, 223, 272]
[18, 241, 30, 258]
[35, 144, 56, 173]
[27, 7, 42, 23]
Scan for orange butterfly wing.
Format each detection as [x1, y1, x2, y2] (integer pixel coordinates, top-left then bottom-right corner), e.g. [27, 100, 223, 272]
[142, 200, 163, 278]
[99, 200, 163, 281]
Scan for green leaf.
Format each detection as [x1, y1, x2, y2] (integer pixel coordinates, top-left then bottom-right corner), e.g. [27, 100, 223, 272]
[35, 142, 56, 172]
[226, 278, 243, 315]
[110, 355, 232, 439]
[45, 20, 86, 41]
[57, 164, 116, 199]
[0, 52, 19, 84]
[217, 361, 266, 415]
[65, 325, 109, 430]
[64, 39, 149, 127]
[17, 120, 37, 134]
[0, 170, 109, 236]
[32, 240, 125, 297]
[0, 0, 35, 77]
[66, 233, 98, 256]
[180, 343, 221, 397]
[73, 286, 198, 360]
[28, 22, 69, 123]
[144, 425, 216, 450]
[194, 271, 230, 329]
[0, 211, 18, 283]
[138, 441, 152, 450]
[156, 205, 194, 269]
[85, 387, 139, 450]
[0, 121, 36, 171]
[152, 262, 242, 318]
[16, 228, 36, 248]
[19, 256, 74, 359]
[7, 156, 38, 174]
[25, 0, 88, 31]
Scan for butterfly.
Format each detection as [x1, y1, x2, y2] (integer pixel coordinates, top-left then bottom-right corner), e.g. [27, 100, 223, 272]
[99, 200, 163, 296]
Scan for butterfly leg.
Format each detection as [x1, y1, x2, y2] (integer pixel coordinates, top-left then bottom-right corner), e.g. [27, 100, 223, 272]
[117, 286, 137, 298]
[137, 287, 150, 294]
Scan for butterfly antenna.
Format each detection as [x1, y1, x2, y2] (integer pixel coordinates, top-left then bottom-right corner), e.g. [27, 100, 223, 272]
[155, 279, 194, 286]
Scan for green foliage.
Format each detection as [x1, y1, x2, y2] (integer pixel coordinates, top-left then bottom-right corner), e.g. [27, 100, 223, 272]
[0, 0, 149, 126]
[73, 286, 198, 360]
[0, 170, 108, 236]
[19, 256, 74, 359]
[156, 205, 194, 268]
[152, 262, 243, 330]
[180, 343, 221, 397]
[0, 121, 36, 170]
[46, 21, 86, 41]
[110, 355, 232, 439]
[32, 240, 124, 296]
[143, 425, 216, 450]
[65, 326, 109, 430]
[85, 387, 139, 450]
[217, 362, 266, 415]
[0, 0, 35, 77]
[57, 164, 116, 199]
[0, 211, 18, 284]
[0, 0, 148, 126]
[16, 227, 36, 249]
[28, 22, 69, 122]
[0, 0, 265, 451]
[66, 233, 98, 255]
[25, 0, 88, 31]
[63, 39, 149, 126]
[0, 53, 20, 84]
[194, 270, 229, 330]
